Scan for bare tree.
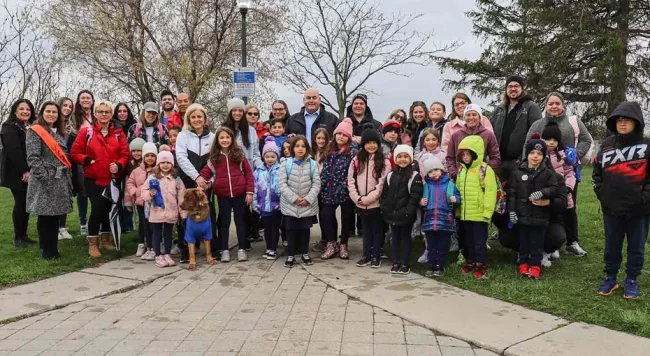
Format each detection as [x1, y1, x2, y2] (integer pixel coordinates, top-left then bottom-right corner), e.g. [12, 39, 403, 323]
[277, 0, 460, 119]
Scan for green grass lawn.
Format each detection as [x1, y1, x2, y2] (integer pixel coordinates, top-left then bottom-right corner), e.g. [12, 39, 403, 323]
[0, 188, 137, 288]
[408, 166, 650, 338]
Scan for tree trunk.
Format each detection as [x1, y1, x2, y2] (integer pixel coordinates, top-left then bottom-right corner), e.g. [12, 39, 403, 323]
[608, 0, 630, 114]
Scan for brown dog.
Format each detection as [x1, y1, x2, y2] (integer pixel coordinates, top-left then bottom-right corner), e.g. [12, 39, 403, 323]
[179, 188, 216, 269]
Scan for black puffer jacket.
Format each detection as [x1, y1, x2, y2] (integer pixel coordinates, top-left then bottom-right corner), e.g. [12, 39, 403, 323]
[286, 104, 340, 143]
[507, 161, 559, 227]
[380, 165, 423, 226]
[0, 119, 29, 191]
[346, 105, 381, 137]
[593, 101, 650, 217]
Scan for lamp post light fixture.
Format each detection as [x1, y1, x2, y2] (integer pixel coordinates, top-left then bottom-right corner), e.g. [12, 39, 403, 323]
[237, 0, 252, 104]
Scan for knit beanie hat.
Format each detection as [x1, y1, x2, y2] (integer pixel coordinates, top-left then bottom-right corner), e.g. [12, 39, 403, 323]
[506, 75, 525, 88]
[158, 144, 171, 152]
[463, 103, 482, 118]
[262, 136, 279, 158]
[352, 93, 368, 105]
[422, 156, 446, 175]
[382, 121, 401, 135]
[360, 129, 381, 147]
[156, 150, 174, 165]
[525, 133, 547, 157]
[541, 123, 563, 148]
[393, 144, 413, 162]
[333, 118, 354, 138]
[142, 142, 158, 157]
[129, 137, 145, 152]
[227, 98, 246, 112]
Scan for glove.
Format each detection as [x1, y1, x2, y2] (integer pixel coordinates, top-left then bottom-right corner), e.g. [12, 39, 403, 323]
[529, 191, 543, 200]
[509, 211, 518, 225]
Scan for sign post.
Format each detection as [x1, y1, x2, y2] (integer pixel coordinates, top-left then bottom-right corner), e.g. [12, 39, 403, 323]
[233, 68, 255, 104]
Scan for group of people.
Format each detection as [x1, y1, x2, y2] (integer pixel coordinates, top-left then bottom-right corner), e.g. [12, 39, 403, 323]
[1, 75, 647, 299]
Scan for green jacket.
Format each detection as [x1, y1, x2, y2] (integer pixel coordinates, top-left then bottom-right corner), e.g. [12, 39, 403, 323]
[456, 136, 497, 223]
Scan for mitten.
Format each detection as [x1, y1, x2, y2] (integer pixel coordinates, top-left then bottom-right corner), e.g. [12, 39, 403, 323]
[509, 211, 518, 225]
[529, 191, 543, 200]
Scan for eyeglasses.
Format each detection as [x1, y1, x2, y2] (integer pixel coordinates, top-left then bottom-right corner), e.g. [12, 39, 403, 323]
[453, 101, 468, 107]
[272, 107, 286, 112]
[507, 84, 522, 90]
[97, 110, 111, 115]
[247, 112, 259, 117]
[393, 115, 405, 121]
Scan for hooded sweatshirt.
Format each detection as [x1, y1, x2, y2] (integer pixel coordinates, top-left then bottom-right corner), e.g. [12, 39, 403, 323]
[592, 102, 650, 217]
[445, 123, 501, 179]
[346, 105, 382, 137]
[455, 135, 497, 223]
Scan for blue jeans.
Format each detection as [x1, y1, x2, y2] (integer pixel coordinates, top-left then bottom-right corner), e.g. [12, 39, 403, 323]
[425, 230, 452, 268]
[391, 224, 412, 265]
[603, 214, 649, 278]
[151, 222, 174, 256]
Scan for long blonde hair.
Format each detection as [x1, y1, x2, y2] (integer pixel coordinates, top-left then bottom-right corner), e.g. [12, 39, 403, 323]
[182, 103, 207, 131]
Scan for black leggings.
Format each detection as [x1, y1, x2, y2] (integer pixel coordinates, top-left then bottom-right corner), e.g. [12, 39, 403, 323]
[136, 205, 152, 247]
[38, 215, 60, 259]
[85, 179, 111, 236]
[287, 229, 310, 256]
[10, 189, 29, 240]
[320, 200, 354, 244]
[564, 183, 579, 244]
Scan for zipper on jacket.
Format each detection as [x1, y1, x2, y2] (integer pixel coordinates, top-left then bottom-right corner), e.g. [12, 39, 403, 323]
[433, 182, 439, 230]
[225, 153, 233, 197]
[462, 168, 468, 218]
[364, 160, 369, 209]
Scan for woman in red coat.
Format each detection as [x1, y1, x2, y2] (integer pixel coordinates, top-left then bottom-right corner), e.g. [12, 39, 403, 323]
[71, 100, 130, 258]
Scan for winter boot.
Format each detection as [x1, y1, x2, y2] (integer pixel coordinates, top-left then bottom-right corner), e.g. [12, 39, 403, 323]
[339, 244, 349, 259]
[529, 266, 541, 280]
[87, 236, 102, 258]
[320, 242, 339, 259]
[100, 233, 116, 251]
[518, 263, 530, 277]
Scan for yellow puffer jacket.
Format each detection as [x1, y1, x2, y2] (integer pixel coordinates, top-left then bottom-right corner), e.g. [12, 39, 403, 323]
[455, 136, 497, 223]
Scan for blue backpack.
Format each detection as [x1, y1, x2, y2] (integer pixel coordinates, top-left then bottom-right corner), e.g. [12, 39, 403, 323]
[285, 157, 316, 179]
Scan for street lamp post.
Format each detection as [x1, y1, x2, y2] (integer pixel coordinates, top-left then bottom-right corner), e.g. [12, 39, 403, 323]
[237, 0, 251, 104]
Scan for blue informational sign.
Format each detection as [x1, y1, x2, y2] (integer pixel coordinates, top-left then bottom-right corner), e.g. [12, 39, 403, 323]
[233, 68, 256, 97]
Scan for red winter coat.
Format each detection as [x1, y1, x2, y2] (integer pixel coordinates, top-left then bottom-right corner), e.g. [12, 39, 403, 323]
[200, 153, 254, 198]
[71, 122, 130, 186]
[253, 122, 268, 141]
[166, 111, 184, 130]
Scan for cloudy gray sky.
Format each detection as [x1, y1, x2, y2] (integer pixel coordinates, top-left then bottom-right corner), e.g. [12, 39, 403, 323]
[271, 0, 487, 121]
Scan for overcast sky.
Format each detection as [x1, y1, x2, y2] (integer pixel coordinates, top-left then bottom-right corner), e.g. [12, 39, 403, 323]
[270, 0, 487, 121]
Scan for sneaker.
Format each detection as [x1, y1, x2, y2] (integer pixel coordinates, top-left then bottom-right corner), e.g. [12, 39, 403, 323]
[541, 253, 552, 267]
[170, 244, 181, 255]
[311, 240, 325, 252]
[284, 256, 294, 268]
[417, 250, 428, 264]
[155, 255, 168, 268]
[356, 257, 371, 267]
[380, 248, 388, 259]
[390, 263, 400, 274]
[58, 228, 73, 240]
[23, 236, 37, 244]
[473, 263, 487, 279]
[80, 224, 88, 236]
[565, 242, 587, 256]
[180, 249, 189, 263]
[529, 266, 541, 280]
[550, 250, 560, 261]
[135, 244, 146, 257]
[282, 240, 288, 247]
[13, 239, 29, 248]
[425, 267, 436, 278]
[237, 249, 248, 262]
[597, 276, 619, 296]
[221, 250, 231, 263]
[263, 250, 270, 256]
[432, 267, 444, 277]
[301, 254, 313, 266]
[399, 265, 410, 275]
[624, 278, 639, 300]
[519, 263, 530, 277]
[163, 254, 176, 267]
[266, 251, 277, 260]
[370, 258, 381, 268]
[461, 262, 474, 274]
[141, 250, 155, 261]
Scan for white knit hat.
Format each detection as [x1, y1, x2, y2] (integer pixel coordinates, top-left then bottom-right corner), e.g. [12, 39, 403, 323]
[227, 98, 246, 112]
[142, 142, 158, 157]
[393, 144, 413, 162]
[422, 156, 446, 174]
[463, 103, 482, 118]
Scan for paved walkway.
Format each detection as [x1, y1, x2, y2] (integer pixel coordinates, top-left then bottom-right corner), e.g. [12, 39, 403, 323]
[1, 233, 649, 355]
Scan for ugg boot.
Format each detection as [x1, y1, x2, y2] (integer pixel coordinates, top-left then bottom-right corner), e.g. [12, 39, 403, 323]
[320, 242, 338, 259]
[87, 236, 102, 258]
[100, 233, 116, 251]
[204, 241, 217, 266]
[188, 244, 196, 269]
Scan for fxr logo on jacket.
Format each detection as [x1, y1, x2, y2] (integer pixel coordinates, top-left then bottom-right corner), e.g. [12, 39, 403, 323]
[601, 144, 648, 183]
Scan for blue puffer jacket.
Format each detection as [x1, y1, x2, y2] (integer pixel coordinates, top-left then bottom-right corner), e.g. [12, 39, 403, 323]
[422, 174, 461, 232]
[252, 162, 281, 216]
[320, 147, 357, 205]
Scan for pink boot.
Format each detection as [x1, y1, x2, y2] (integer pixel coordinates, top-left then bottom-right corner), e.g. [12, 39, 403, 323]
[163, 254, 176, 267]
[339, 244, 349, 259]
[320, 242, 339, 259]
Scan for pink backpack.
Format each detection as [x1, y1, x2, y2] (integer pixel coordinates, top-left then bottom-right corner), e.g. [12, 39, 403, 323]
[567, 116, 595, 165]
[134, 122, 164, 140]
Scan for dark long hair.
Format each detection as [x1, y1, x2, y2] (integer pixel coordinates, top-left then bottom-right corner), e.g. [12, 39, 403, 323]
[6, 98, 36, 124]
[35, 101, 65, 135]
[406, 101, 429, 134]
[268, 99, 291, 121]
[356, 143, 385, 180]
[325, 133, 352, 157]
[311, 127, 330, 163]
[56, 97, 74, 120]
[209, 127, 244, 164]
[112, 102, 137, 131]
[224, 109, 251, 148]
[449, 93, 471, 120]
[73, 89, 95, 131]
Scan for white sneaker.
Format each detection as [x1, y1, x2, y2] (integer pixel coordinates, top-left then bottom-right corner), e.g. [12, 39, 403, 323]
[136, 244, 146, 257]
[170, 244, 181, 255]
[266, 251, 277, 260]
[566, 242, 587, 257]
[141, 250, 155, 261]
[417, 250, 428, 264]
[238, 249, 248, 262]
[58, 228, 73, 240]
[550, 250, 560, 260]
[79, 224, 88, 236]
[221, 250, 230, 263]
[541, 253, 552, 267]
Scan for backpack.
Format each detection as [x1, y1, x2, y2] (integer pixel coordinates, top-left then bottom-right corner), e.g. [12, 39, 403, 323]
[386, 170, 419, 194]
[459, 162, 506, 215]
[568, 116, 595, 165]
[285, 157, 316, 180]
[134, 122, 165, 140]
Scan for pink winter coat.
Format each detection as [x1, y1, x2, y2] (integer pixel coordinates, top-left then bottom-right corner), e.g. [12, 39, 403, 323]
[441, 116, 493, 153]
[141, 174, 187, 223]
[548, 150, 576, 208]
[415, 148, 446, 178]
[348, 156, 391, 210]
[125, 163, 154, 207]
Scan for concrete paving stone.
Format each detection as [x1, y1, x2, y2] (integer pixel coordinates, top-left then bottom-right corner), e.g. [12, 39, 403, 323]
[40, 351, 74, 356]
[342, 331, 373, 344]
[248, 330, 282, 342]
[403, 325, 433, 335]
[53, 319, 90, 331]
[110, 339, 150, 352]
[0, 330, 16, 340]
[372, 313, 402, 325]
[16, 338, 59, 351]
[104, 351, 141, 356]
[164, 319, 200, 331]
[202, 352, 237, 356]
[272, 340, 309, 355]
[51, 339, 89, 351]
[373, 332, 405, 345]
[473, 349, 499, 356]
[224, 318, 257, 331]
[317, 311, 346, 322]
[5, 330, 44, 341]
[185, 328, 219, 341]
[345, 312, 373, 322]
[143, 340, 181, 352]
[81, 254, 178, 282]
[6, 351, 41, 356]
[1, 318, 39, 330]
[341, 342, 373, 356]
[437, 337, 470, 348]
[313, 321, 343, 331]
[0, 340, 29, 351]
[175, 339, 213, 352]
[255, 319, 287, 330]
[440, 346, 476, 356]
[343, 322, 373, 332]
[66, 328, 104, 341]
[405, 333, 438, 345]
[308, 259, 423, 291]
[310, 329, 342, 342]
[407, 344, 443, 356]
[279, 328, 313, 342]
[240, 339, 277, 353]
[66, 311, 103, 322]
[209, 338, 246, 353]
[307, 341, 341, 355]
[504, 322, 650, 356]
[23, 320, 61, 330]
[283, 319, 316, 331]
[371, 343, 407, 356]
[373, 323, 403, 333]
[76, 338, 121, 353]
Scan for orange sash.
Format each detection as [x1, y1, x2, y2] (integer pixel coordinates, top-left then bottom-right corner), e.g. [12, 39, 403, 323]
[30, 125, 72, 169]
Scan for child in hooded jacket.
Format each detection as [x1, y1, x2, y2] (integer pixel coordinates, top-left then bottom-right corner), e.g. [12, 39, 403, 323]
[381, 145, 423, 275]
[349, 130, 391, 268]
[126, 142, 158, 259]
[253, 137, 282, 260]
[320, 118, 358, 260]
[456, 135, 497, 279]
[141, 150, 186, 268]
[420, 156, 460, 277]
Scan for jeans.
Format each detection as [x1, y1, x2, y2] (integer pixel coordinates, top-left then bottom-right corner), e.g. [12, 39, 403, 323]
[136, 205, 152, 247]
[38, 215, 60, 259]
[518, 225, 546, 267]
[361, 212, 383, 260]
[391, 224, 412, 265]
[425, 230, 452, 268]
[10, 188, 29, 240]
[287, 229, 310, 256]
[218, 196, 247, 251]
[262, 211, 282, 251]
[77, 195, 88, 226]
[461, 221, 488, 264]
[151, 222, 174, 256]
[603, 214, 649, 278]
[320, 200, 354, 244]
